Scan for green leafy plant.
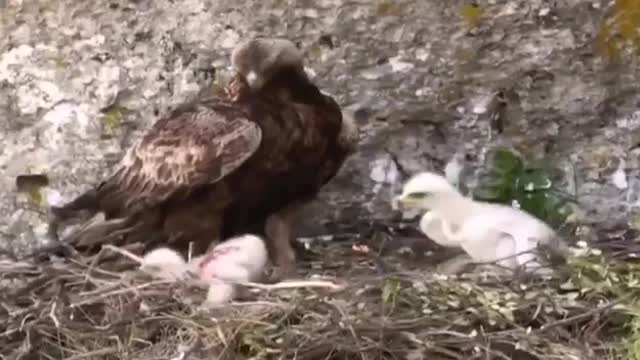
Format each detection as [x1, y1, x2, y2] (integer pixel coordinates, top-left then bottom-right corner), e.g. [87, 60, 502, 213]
[626, 313, 640, 360]
[568, 253, 640, 359]
[382, 278, 402, 315]
[471, 147, 576, 228]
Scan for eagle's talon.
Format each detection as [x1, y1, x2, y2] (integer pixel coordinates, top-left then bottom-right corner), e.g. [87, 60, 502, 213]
[266, 273, 282, 284]
[47, 206, 65, 242]
[268, 256, 297, 283]
[24, 241, 77, 261]
[291, 239, 308, 258]
[45, 211, 78, 259]
[57, 242, 78, 258]
[47, 222, 60, 244]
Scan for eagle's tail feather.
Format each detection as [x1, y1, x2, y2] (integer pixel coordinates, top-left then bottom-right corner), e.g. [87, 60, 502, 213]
[50, 188, 100, 220]
[67, 217, 134, 249]
[94, 178, 128, 215]
[62, 213, 165, 256]
[39, 215, 131, 261]
[47, 205, 167, 258]
[47, 188, 100, 245]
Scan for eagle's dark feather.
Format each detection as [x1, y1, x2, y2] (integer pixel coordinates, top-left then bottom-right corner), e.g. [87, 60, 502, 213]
[98, 100, 262, 217]
[49, 54, 354, 272]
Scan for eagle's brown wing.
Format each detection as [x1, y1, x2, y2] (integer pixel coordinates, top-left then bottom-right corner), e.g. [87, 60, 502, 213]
[98, 102, 262, 215]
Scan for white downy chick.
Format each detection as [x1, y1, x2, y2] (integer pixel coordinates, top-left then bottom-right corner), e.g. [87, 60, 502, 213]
[397, 172, 477, 248]
[189, 234, 269, 306]
[395, 171, 567, 272]
[140, 247, 189, 281]
[418, 211, 460, 248]
[454, 202, 561, 270]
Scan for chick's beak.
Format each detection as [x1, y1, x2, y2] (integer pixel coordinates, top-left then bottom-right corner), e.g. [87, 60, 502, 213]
[392, 194, 415, 210]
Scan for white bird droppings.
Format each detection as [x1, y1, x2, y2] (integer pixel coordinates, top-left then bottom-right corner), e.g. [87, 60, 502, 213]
[611, 160, 628, 190]
[0, 45, 34, 83]
[444, 153, 465, 187]
[471, 94, 493, 115]
[388, 55, 414, 73]
[45, 189, 65, 208]
[40, 102, 92, 148]
[16, 80, 65, 115]
[369, 157, 399, 184]
[219, 29, 240, 49]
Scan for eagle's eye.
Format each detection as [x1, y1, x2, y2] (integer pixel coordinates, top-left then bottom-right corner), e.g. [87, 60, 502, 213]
[409, 192, 430, 199]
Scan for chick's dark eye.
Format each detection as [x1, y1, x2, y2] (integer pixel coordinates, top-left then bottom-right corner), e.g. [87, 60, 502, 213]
[410, 192, 429, 199]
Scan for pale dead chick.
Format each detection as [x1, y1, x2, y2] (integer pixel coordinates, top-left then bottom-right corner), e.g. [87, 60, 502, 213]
[140, 247, 191, 281]
[188, 234, 269, 306]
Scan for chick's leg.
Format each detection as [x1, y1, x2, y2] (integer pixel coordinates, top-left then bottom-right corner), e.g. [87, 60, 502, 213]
[265, 205, 299, 282]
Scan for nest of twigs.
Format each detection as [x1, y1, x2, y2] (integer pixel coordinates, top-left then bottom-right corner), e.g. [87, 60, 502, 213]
[0, 237, 634, 360]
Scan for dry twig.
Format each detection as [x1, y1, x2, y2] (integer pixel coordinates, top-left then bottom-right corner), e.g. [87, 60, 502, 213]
[0, 240, 630, 360]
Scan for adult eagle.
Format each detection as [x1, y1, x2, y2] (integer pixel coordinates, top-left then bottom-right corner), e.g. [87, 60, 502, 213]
[47, 38, 358, 281]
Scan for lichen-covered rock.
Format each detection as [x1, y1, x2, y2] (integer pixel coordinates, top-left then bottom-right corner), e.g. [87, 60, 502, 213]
[1, 0, 638, 255]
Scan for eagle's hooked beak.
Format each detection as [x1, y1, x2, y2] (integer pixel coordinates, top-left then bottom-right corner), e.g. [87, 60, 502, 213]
[245, 70, 264, 90]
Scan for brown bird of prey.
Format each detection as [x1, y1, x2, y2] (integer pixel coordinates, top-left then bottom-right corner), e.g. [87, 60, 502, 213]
[47, 37, 358, 281]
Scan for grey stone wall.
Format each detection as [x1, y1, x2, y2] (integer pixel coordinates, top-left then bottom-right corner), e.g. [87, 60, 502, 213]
[1, 0, 638, 255]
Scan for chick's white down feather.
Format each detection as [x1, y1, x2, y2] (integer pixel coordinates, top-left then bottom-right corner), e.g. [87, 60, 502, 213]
[397, 171, 564, 271]
[191, 234, 267, 283]
[140, 234, 268, 305]
[418, 212, 459, 248]
[190, 234, 268, 305]
[140, 247, 188, 280]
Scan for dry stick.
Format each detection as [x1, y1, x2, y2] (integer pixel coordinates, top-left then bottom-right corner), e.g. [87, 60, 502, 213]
[49, 301, 60, 329]
[70, 281, 172, 307]
[63, 347, 118, 360]
[102, 244, 346, 291]
[82, 246, 109, 288]
[102, 245, 144, 264]
[236, 280, 346, 292]
[470, 248, 540, 269]
[227, 300, 291, 308]
[188, 241, 194, 263]
[537, 299, 622, 332]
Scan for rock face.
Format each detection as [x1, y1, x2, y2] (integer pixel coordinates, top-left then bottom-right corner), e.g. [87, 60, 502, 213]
[1, 0, 639, 255]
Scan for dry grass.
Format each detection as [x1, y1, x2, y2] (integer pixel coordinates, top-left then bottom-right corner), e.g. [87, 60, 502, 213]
[0, 237, 633, 360]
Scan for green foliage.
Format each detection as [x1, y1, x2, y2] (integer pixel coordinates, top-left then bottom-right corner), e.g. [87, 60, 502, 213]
[627, 315, 640, 360]
[471, 147, 576, 228]
[382, 278, 402, 314]
[568, 252, 640, 358]
[569, 253, 640, 298]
